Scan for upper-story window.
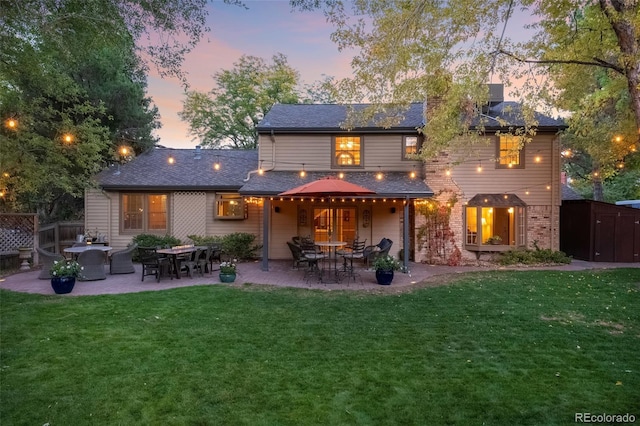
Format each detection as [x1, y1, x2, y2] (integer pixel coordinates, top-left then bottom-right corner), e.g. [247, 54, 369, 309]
[334, 136, 361, 166]
[497, 134, 524, 168]
[121, 193, 168, 233]
[403, 136, 419, 159]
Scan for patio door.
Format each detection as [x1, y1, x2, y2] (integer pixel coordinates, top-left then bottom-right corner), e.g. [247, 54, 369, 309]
[313, 207, 357, 243]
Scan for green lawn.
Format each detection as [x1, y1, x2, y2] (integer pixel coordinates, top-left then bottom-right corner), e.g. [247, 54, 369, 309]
[1, 269, 639, 425]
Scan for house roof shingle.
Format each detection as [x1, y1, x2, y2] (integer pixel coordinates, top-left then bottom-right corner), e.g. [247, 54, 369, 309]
[257, 102, 566, 133]
[96, 148, 258, 191]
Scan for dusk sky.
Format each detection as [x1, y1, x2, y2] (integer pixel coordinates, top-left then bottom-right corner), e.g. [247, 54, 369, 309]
[147, 1, 533, 149]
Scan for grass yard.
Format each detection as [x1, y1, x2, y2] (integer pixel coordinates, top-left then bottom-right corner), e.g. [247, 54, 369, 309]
[1, 269, 639, 425]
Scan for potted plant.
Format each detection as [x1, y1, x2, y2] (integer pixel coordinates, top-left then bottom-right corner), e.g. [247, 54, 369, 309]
[487, 235, 503, 245]
[219, 259, 237, 283]
[50, 259, 83, 294]
[373, 254, 401, 285]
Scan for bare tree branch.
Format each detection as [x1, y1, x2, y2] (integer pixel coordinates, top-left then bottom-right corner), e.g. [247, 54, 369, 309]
[496, 49, 625, 75]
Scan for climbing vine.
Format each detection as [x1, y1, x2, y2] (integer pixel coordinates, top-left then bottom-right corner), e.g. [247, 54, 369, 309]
[416, 190, 461, 266]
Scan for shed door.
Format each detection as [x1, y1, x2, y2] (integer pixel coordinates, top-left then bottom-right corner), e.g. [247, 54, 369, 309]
[594, 214, 615, 261]
[616, 214, 637, 262]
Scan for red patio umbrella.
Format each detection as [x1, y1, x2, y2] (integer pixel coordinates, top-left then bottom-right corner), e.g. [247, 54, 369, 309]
[279, 176, 375, 197]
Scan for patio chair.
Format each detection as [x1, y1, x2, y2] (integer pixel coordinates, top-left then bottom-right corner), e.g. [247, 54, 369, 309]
[36, 247, 65, 279]
[77, 249, 107, 281]
[286, 241, 310, 270]
[208, 243, 222, 272]
[339, 240, 366, 284]
[300, 238, 325, 282]
[182, 248, 204, 278]
[109, 243, 137, 275]
[139, 247, 172, 282]
[363, 238, 393, 269]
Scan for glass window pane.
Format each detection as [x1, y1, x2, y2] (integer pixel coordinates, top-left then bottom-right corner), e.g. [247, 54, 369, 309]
[466, 207, 478, 244]
[147, 194, 167, 230]
[499, 135, 521, 166]
[216, 194, 244, 218]
[123, 194, 143, 230]
[405, 136, 418, 157]
[335, 136, 361, 166]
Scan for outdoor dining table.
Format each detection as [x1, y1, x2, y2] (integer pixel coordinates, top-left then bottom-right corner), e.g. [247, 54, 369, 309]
[63, 245, 112, 259]
[156, 246, 206, 279]
[315, 241, 346, 283]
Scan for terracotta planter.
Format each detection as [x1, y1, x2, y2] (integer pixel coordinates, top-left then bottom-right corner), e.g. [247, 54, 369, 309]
[375, 269, 394, 285]
[219, 272, 236, 283]
[51, 277, 76, 294]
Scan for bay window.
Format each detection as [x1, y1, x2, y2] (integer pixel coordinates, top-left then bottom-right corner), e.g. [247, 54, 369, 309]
[464, 194, 526, 247]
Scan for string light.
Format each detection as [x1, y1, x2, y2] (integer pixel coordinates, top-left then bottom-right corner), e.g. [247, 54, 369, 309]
[445, 168, 451, 176]
[5, 118, 17, 129]
[409, 166, 417, 179]
[338, 172, 345, 179]
[63, 134, 73, 143]
[258, 160, 264, 175]
[214, 155, 220, 170]
[477, 161, 483, 173]
[376, 166, 383, 180]
[168, 154, 175, 165]
[534, 155, 541, 163]
[300, 163, 306, 177]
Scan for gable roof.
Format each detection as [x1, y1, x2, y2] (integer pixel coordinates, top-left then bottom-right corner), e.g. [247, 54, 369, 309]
[257, 103, 424, 133]
[95, 147, 258, 191]
[258, 102, 565, 134]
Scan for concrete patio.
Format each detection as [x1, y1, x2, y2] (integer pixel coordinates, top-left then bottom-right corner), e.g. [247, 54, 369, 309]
[1, 259, 638, 296]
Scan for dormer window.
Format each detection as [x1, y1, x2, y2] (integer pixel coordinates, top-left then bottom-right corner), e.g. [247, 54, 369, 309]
[334, 136, 361, 167]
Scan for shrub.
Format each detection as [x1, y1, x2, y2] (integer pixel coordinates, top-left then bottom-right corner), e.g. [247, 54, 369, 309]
[221, 232, 261, 260]
[497, 248, 571, 265]
[187, 235, 223, 246]
[131, 234, 182, 261]
[187, 233, 261, 260]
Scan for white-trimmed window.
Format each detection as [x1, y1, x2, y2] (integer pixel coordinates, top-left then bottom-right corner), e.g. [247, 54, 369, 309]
[215, 193, 245, 220]
[121, 193, 168, 233]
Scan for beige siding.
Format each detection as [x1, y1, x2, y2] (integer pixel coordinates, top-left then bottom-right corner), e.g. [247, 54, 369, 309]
[446, 134, 558, 206]
[85, 190, 264, 251]
[258, 134, 421, 172]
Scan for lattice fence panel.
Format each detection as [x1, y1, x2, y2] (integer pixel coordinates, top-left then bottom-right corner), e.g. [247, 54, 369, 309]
[0, 214, 37, 253]
[172, 192, 207, 242]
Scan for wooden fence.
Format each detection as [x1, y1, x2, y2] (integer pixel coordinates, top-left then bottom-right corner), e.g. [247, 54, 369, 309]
[39, 222, 85, 254]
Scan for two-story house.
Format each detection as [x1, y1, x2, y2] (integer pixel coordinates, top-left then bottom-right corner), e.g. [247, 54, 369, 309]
[85, 89, 564, 270]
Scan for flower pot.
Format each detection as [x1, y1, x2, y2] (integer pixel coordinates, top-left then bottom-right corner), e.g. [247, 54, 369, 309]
[375, 269, 394, 285]
[219, 272, 236, 283]
[51, 276, 76, 294]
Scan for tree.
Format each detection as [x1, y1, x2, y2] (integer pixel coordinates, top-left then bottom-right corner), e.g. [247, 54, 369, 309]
[180, 54, 301, 149]
[545, 5, 638, 200]
[290, 0, 640, 156]
[0, 0, 177, 220]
